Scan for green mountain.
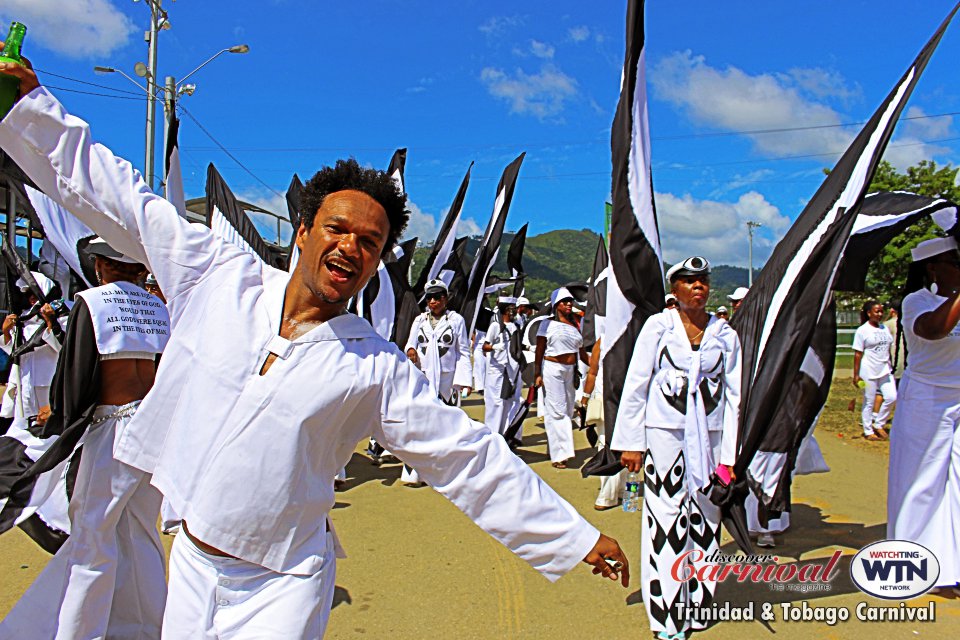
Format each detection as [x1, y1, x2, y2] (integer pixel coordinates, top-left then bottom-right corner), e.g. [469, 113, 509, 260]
[410, 229, 749, 309]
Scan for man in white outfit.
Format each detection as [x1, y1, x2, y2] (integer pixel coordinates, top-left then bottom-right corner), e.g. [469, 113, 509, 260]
[0, 64, 629, 639]
[402, 278, 472, 485]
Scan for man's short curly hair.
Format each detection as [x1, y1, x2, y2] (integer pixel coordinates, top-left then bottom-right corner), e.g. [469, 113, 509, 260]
[300, 158, 409, 254]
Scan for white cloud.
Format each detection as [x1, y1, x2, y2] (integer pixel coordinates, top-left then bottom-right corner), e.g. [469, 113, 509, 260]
[402, 201, 483, 243]
[0, 0, 135, 58]
[235, 190, 293, 245]
[651, 50, 852, 157]
[656, 190, 790, 267]
[783, 67, 860, 103]
[459, 217, 483, 237]
[568, 26, 590, 42]
[479, 15, 523, 38]
[529, 40, 555, 59]
[882, 106, 955, 170]
[480, 63, 578, 120]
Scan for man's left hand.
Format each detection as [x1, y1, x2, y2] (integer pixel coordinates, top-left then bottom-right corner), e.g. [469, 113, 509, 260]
[582, 533, 629, 587]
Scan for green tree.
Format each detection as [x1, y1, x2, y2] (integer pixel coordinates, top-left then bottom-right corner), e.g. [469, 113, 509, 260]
[859, 160, 959, 305]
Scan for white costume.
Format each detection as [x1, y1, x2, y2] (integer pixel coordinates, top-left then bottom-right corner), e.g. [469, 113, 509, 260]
[853, 321, 896, 436]
[537, 319, 582, 463]
[400, 308, 472, 484]
[0, 87, 602, 638]
[472, 329, 488, 393]
[1, 282, 170, 640]
[404, 309, 472, 402]
[888, 287, 960, 587]
[611, 310, 741, 637]
[483, 319, 523, 437]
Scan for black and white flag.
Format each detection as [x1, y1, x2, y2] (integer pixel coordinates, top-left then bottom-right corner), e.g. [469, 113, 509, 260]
[164, 110, 187, 219]
[582, 236, 609, 352]
[507, 223, 528, 297]
[285, 174, 304, 272]
[414, 163, 473, 296]
[206, 164, 273, 264]
[731, 2, 960, 514]
[461, 153, 525, 335]
[440, 236, 470, 312]
[584, 0, 664, 477]
[834, 190, 960, 291]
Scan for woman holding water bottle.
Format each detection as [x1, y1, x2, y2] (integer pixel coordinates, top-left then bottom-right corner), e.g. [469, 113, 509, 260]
[611, 256, 742, 640]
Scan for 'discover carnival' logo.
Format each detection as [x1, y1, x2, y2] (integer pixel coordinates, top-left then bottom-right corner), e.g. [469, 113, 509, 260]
[850, 540, 940, 600]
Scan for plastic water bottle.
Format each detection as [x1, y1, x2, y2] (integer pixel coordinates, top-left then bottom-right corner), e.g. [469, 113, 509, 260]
[622, 472, 640, 512]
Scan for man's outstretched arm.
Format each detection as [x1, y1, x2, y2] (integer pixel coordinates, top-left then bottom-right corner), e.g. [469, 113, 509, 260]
[0, 62, 249, 305]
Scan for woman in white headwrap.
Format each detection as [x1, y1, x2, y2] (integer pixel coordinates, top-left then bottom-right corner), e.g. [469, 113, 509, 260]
[612, 256, 741, 640]
[888, 236, 960, 595]
[534, 287, 588, 468]
[483, 297, 524, 440]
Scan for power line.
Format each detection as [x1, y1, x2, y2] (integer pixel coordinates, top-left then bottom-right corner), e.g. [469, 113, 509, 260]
[177, 104, 284, 198]
[34, 68, 145, 97]
[45, 85, 145, 101]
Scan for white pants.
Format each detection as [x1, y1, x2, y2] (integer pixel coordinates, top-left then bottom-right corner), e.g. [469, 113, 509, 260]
[472, 346, 487, 392]
[589, 385, 626, 507]
[746, 492, 790, 534]
[862, 373, 896, 435]
[484, 365, 522, 437]
[162, 531, 337, 639]
[888, 375, 960, 587]
[541, 360, 575, 463]
[0, 404, 166, 640]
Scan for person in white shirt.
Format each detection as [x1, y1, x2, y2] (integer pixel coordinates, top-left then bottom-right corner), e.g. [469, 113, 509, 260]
[534, 288, 587, 469]
[727, 286, 749, 312]
[401, 278, 472, 485]
[514, 296, 533, 330]
[1, 239, 171, 640]
[852, 299, 896, 440]
[482, 297, 524, 440]
[613, 256, 741, 640]
[888, 237, 960, 595]
[1, 272, 64, 425]
[0, 66, 629, 639]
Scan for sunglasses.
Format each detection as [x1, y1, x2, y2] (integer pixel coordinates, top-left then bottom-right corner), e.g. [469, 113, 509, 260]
[425, 293, 446, 301]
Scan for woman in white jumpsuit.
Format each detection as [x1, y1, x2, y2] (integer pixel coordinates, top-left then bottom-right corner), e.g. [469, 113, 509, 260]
[534, 288, 587, 468]
[612, 257, 741, 640]
[888, 236, 960, 593]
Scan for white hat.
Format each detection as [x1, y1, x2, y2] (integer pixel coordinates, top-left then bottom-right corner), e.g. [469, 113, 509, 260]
[423, 278, 449, 295]
[716, 305, 728, 314]
[86, 237, 141, 264]
[497, 295, 517, 305]
[516, 296, 530, 306]
[911, 237, 959, 262]
[550, 287, 574, 307]
[664, 293, 677, 304]
[666, 256, 711, 282]
[727, 286, 749, 301]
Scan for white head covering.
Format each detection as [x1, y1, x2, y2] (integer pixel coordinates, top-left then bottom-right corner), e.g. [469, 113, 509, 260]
[497, 295, 517, 305]
[666, 256, 710, 282]
[664, 293, 678, 305]
[15, 271, 55, 296]
[87, 237, 141, 264]
[550, 287, 574, 307]
[911, 236, 959, 262]
[516, 296, 530, 307]
[727, 286, 750, 302]
[424, 278, 449, 295]
[716, 305, 728, 314]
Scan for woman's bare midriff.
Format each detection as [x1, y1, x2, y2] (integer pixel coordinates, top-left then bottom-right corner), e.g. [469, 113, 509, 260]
[545, 353, 577, 365]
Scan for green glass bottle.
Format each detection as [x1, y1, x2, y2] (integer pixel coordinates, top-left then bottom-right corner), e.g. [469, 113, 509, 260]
[0, 22, 27, 119]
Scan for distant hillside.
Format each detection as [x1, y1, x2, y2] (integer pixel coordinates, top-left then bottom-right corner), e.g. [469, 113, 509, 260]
[410, 229, 750, 309]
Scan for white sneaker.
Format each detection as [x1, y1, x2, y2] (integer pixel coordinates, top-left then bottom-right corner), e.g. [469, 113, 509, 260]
[757, 533, 776, 548]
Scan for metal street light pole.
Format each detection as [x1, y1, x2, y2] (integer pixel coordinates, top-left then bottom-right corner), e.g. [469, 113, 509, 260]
[143, 0, 161, 191]
[746, 220, 762, 286]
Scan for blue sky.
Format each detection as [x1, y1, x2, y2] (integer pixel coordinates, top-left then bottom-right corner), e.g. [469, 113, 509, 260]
[4, 1, 960, 267]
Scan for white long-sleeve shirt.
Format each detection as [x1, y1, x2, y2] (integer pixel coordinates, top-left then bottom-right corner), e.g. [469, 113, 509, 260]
[610, 309, 741, 467]
[0, 87, 599, 580]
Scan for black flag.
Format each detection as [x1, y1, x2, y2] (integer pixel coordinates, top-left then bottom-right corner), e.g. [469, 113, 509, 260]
[285, 173, 304, 272]
[729, 2, 960, 547]
[584, 0, 664, 477]
[164, 110, 187, 218]
[441, 236, 470, 312]
[461, 153, 525, 335]
[206, 164, 274, 264]
[414, 164, 473, 296]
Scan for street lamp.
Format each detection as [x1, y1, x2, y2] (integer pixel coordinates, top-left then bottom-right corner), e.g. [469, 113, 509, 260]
[746, 221, 762, 286]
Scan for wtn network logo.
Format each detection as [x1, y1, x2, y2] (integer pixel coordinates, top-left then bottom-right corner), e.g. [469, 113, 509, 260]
[850, 541, 940, 599]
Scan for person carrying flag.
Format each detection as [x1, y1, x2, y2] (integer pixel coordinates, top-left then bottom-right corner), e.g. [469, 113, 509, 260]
[482, 296, 524, 442]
